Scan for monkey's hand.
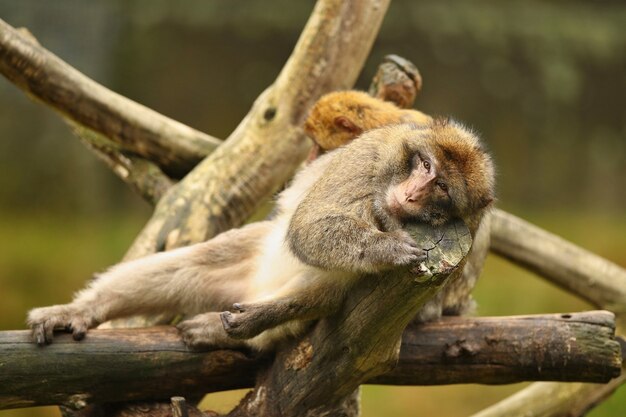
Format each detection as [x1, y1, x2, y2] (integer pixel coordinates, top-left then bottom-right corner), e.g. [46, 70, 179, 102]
[27, 304, 98, 345]
[371, 230, 427, 270]
[178, 312, 245, 350]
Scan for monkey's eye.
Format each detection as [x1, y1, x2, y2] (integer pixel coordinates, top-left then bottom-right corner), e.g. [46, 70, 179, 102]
[422, 160, 431, 171]
[437, 182, 448, 192]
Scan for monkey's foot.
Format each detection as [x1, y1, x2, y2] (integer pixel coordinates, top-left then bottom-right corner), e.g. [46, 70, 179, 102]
[220, 303, 272, 340]
[27, 304, 97, 345]
[178, 312, 246, 350]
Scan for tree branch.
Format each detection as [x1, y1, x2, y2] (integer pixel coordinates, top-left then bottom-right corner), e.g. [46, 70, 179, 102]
[368, 54, 423, 108]
[490, 208, 626, 312]
[69, 122, 174, 204]
[470, 367, 626, 417]
[0, 18, 221, 178]
[0, 311, 619, 411]
[123, 0, 392, 260]
[470, 315, 626, 417]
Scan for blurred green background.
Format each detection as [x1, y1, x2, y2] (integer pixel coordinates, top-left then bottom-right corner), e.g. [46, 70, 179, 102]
[0, 0, 624, 416]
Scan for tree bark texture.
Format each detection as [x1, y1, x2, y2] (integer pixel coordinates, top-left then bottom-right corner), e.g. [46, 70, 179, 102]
[0, 311, 620, 411]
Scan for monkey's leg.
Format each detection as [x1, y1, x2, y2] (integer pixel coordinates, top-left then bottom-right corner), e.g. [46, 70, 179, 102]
[220, 279, 345, 340]
[28, 222, 269, 345]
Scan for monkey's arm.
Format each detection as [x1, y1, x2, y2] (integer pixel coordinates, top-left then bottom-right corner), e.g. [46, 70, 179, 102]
[288, 213, 425, 273]
[28, 222, 269, 345]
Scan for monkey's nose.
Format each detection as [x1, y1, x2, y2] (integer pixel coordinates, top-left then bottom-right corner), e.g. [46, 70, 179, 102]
[405, 190, 421, 203]
[404, 183, 424, 202]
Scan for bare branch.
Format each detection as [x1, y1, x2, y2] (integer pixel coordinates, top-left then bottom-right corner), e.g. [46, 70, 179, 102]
[368, 54, 423, 108]
[0, 311, 619, 411]
[470, 370, 626, 417]
[0, 18, 221, 177]
[490, 208, 626, 312]
[69, 122, 174, 204]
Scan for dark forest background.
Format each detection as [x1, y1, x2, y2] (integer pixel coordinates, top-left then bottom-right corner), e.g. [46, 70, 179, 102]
[0, 1, 624, 416]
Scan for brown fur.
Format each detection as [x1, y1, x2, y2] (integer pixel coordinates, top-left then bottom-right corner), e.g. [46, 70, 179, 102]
[27, 120, 494, 351]
[304, 91, 431, 151]
[304, 92, 495, 322]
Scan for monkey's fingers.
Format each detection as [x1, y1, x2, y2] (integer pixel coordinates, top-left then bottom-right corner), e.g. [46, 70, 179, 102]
[220, 311, 250, 339]
[69, 319, 91, 341]
[31, 318, 65, 346]
[27, 305, 95, 345]
[32, 323, 47, 346]
[220, 311, 238, 330]
[393, 245, 427, 266]
[177, 320, 206, 348]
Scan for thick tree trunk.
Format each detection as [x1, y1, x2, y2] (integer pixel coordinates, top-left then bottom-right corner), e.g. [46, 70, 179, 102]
[224, 220, 473, 417]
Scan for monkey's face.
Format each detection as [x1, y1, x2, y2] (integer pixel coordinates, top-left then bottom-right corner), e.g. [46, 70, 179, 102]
[381, 121, 495, 227]
[385, 148, 455, 226]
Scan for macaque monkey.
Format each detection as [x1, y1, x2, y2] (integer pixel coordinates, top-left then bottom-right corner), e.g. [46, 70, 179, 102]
[304, 90, 493, 321]
[28, 117, 494, 351]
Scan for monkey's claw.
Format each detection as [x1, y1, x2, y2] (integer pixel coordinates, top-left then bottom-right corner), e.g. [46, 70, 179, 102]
[220, 311, 236, 330]
[220, 306, 267, 340]
[220, 311, 252, 339]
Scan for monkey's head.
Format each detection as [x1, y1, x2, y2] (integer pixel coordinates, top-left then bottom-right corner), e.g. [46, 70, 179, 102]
[304, 91, 431, 160]
[377, 120, 495, 228]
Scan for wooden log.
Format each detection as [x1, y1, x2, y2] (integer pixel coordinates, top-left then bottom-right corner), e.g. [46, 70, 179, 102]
[378, 311, 622, 386]
[0, 311, 620, 411]
[470, 315, 626, 417]
[490, 209, 626, 312]
[5, 28, 175, 204]
[0, 18, 220, 178]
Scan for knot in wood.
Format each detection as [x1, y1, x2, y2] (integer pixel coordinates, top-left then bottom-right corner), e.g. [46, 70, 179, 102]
[285, 339, 314, 371]
[444, 339, 479, 359]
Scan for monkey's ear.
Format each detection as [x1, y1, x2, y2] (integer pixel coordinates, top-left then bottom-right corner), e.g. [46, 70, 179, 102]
[334, 116, 361, 134]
